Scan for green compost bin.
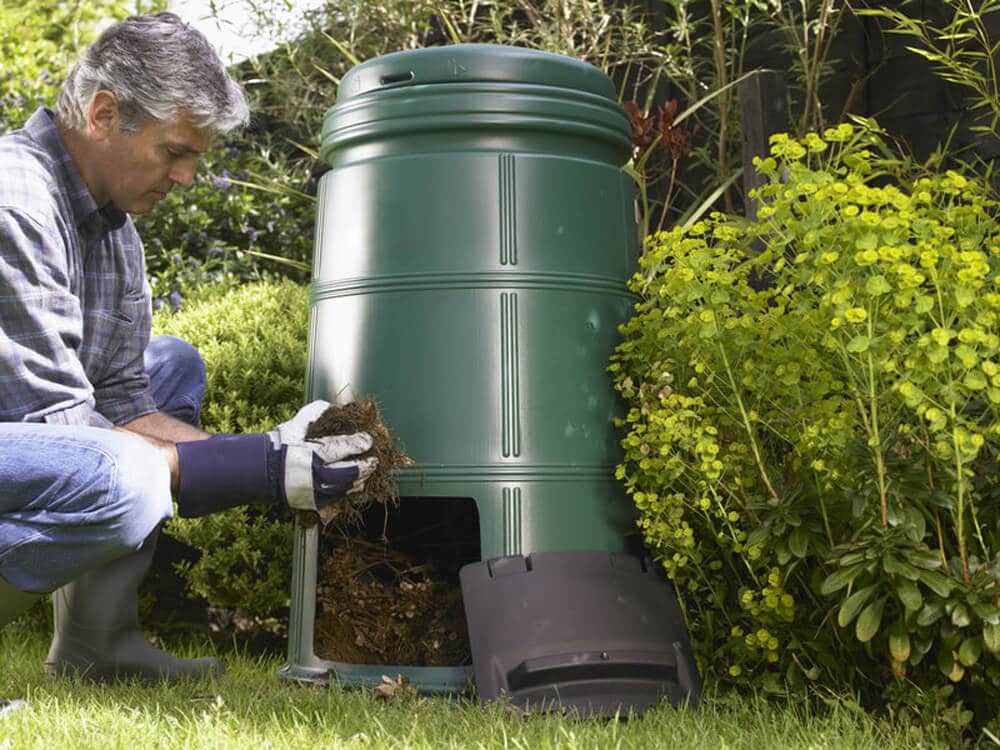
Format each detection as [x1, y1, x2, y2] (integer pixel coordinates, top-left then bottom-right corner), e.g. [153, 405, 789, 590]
[279, 44, 639, 693]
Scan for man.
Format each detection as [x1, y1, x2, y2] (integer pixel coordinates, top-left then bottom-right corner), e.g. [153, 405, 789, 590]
[0, 12, 375, 682]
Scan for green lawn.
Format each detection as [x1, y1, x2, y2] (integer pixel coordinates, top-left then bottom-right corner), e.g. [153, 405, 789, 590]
[0, 615, 940, 749]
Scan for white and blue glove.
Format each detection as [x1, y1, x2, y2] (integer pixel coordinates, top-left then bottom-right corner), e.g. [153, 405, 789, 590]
[175, 401, 378, 517]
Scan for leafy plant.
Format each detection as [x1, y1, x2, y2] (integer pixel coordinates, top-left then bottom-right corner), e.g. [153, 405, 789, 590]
[611, 123, 1000, 724]
[152, 278, 310, 614]
[137, 132, 314, 307]
[0, 0, 141, 133]
[619, 0, 848, 224]
[857, 0, 1000, 134]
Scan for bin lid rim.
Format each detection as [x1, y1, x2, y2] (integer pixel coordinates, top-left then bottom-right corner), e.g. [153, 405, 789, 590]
[337, 44, 616, 103]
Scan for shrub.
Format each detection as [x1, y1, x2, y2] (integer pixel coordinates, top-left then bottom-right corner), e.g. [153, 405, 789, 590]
[611, 123, 1000, 724]
[152, 278, 309, 614]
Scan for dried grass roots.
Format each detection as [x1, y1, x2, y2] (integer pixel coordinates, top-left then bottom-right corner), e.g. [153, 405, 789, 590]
[304, 399, 412, 513]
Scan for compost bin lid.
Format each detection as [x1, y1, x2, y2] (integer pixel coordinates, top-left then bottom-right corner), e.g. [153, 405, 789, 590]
[336, 44, 617, 103]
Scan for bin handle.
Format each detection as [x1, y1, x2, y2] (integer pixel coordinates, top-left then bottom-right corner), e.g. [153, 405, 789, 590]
[506, 651, 679, 692]
[379, 71, 415, 87]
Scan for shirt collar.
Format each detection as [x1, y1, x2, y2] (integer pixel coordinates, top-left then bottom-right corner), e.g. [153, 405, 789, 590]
[23, 107, 128, 241]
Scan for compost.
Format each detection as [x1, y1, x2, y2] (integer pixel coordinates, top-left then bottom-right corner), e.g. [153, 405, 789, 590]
[305, 400, 473, 667]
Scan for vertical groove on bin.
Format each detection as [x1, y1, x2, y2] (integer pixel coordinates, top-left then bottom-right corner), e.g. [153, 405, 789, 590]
[502, 487, 523, 555]
[500, 291, 521, 458]
[499, 153, 517, 266]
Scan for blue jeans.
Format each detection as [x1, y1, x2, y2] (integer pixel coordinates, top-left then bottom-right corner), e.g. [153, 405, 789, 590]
[0, 335, 206, 593]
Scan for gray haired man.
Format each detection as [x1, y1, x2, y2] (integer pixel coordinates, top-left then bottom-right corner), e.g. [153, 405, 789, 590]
[0, 13, 375, 682]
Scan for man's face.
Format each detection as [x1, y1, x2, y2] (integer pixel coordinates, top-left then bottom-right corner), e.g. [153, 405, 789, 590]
[100, 114, 212, 214]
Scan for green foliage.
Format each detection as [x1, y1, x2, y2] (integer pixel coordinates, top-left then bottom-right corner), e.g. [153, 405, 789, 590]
[136, 134, 314, 306]
[0, 0, 136, 133]
[152, 278, 309, 614]
[236, 0, 446, 139]
[611, 123, 1000, 719]
[858, 0, 1000, 133]
[643, 0, 847, 219]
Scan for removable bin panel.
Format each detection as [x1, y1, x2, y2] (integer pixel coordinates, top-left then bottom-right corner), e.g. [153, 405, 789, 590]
[460, 551, 702, 716]
[280, 515, 475, 693]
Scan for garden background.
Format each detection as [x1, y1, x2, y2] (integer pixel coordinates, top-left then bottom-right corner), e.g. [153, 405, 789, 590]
[5, 0, 1000, 746]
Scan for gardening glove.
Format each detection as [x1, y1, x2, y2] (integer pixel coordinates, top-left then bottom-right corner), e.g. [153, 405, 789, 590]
[268, 400, 378, 510]
[174, 400, 378, 518]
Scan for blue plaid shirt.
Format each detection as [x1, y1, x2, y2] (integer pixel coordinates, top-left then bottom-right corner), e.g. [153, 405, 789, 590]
[0, 108, 157, 426]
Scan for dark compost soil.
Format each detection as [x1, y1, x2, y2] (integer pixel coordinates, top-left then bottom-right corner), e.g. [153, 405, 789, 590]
[304, 400, 473, 667]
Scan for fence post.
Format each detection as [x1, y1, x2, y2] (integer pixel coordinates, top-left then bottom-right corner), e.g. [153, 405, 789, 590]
[739, 71, 788, 221]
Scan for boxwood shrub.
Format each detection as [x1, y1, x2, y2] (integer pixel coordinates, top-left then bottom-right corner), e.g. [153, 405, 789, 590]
[152, 277, 309, 615]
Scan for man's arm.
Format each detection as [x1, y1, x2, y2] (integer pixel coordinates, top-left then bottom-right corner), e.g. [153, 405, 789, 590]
[0, 211, 104, 424]
[119, 412, 210, 493]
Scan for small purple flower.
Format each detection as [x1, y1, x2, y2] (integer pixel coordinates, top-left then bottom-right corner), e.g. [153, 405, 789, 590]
[169, 290, 183, 311]
[171, 254, 182, 265]
[153, 298, 165, 311]
[212, 170, 231, 189]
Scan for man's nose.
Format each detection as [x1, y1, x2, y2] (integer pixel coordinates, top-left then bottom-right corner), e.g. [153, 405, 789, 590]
[169, 157, 198, 188]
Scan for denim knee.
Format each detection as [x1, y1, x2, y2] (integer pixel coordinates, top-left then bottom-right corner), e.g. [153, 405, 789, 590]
[144, 334, 207, 426]
[0, 425, 173, 591]
[105, 432, 174, 551]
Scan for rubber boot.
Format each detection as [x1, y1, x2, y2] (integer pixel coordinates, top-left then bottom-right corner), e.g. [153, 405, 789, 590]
[0, 577, 43, 628]
[44, 528, 224, 683]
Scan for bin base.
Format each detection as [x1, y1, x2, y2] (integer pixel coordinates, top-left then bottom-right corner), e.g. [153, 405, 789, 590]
[459, 551, 701, 717]
[277, 660, 474, 694]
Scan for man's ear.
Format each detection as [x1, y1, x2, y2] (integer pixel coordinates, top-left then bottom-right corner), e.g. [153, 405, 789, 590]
[87, 90, 120, 142]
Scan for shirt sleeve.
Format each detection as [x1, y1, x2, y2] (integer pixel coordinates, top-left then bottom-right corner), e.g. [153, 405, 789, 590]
[0, 209, 109, 426]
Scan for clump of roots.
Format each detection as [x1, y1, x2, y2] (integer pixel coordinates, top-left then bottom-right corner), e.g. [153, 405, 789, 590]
[304, 399, 413, 525]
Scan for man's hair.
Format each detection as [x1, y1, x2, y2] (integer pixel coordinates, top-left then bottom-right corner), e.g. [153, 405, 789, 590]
[56, 12, 250, 134]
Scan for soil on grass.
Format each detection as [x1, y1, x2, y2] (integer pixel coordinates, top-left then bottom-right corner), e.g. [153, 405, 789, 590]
[304, 400, 472, 668]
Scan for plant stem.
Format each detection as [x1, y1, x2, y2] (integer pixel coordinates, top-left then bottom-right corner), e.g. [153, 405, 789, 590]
[926, 261, 969, 581]
[799, 0, 837, 134]
[656, 158, 680, 233]
[815, 474, 834, 548]
[864, 312, 889, 528]
[709, 0, 732, 212]
[716, 338, 780, 504]
[951, 421, 970, 582]
[934, 510, 949, 568]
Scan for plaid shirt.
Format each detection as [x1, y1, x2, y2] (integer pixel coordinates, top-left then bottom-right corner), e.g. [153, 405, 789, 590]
[0, 107, 157, 426]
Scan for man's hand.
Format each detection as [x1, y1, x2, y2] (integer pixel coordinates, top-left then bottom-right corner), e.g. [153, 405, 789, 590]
[174, 400, 378, 518]
[268, 401, 378, 511]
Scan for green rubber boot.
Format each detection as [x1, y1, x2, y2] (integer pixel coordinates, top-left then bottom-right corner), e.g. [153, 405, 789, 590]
[44, 529, 224, 683]
[0, 577, 43, 628]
